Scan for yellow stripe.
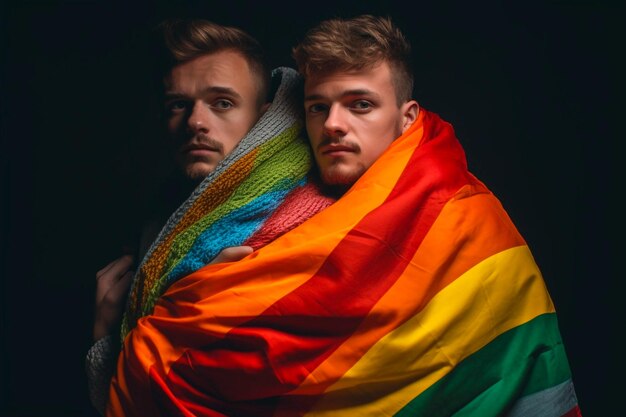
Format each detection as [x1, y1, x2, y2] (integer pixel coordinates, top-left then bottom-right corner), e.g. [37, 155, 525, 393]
[304, 245, 555, 416]
[279, 184, 524, 404]
[120, 114, 427, 382]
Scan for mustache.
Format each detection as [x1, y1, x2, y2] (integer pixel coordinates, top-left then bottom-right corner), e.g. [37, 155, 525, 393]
[180, 133, 225, 154]
[316, 136, 361, 153]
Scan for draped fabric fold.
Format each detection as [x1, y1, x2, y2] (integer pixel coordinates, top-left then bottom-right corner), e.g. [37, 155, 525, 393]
[109, 109, 580, 417]
[121, 67, 335, 338]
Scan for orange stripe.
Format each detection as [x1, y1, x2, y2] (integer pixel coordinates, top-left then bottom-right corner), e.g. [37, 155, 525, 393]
[136, 148, 260, 300]
[276, 183, 526, 406]
[109, 114, 428, 415]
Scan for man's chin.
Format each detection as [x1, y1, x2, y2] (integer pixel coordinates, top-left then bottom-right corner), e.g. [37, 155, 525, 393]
[181, 162, 216, 183]
[320, 167, 362, 188]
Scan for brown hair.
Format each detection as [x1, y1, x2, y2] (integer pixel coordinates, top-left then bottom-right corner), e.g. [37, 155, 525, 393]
[292, 15, 414, 104]
[154, 18, 270, 104]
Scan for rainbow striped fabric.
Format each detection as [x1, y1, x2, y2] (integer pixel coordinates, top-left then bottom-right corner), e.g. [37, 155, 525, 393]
[120, 67, 334, 338]
[108, 110, 581, 416]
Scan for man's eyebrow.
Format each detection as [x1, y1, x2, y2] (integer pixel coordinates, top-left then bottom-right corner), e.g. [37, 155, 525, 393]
[164, 86, 243, 100]
[304, 89, 378, 101]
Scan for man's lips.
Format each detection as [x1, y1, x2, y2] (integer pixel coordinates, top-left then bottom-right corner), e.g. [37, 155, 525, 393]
[319, 144, 358, 156]
[181, 144, 222, 156]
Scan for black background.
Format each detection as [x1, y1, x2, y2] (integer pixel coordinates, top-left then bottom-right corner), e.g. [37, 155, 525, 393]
[1, 1, 622, 416]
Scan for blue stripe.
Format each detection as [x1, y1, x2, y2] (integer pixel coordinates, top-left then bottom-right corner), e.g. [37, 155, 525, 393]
[166, 183, 301, 284]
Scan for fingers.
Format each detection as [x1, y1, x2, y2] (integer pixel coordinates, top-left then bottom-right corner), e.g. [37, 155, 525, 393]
[96, 257, 121, 277]
[95, 255, 135, 305]
[108, 270, 134, 301]
[93, 269, 134, 342]
[211, 246, 254, 265]
[96, 254, 134, 281]
[93, 254, 136, 341]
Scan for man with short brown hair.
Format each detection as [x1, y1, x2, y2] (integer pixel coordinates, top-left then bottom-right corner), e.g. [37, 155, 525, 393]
[86, 18, 334, 415]
[293, 14, 418, 190]
[293, 14, 583, 416]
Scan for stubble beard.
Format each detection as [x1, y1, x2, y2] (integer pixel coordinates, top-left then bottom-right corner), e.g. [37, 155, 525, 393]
[177, 133, 225, 182]
[319, 159, 366, 189]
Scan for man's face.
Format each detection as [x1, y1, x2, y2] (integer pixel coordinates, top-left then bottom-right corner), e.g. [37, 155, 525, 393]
[304, 62, 417, 187]
[164, 50, 267, 181]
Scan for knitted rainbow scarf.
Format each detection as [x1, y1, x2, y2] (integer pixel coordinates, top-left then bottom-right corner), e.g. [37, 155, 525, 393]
[110, 109, 580, 417]
[120, 67, 334, 338]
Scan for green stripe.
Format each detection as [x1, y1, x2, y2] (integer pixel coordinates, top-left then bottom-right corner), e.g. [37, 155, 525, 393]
[395, 313, 572, 417]
[145, 130, 312, 314]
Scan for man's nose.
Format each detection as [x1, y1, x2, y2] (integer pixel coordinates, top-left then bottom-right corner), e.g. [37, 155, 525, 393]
[187, 101, 210, 134]
[323, 104, 348, 138]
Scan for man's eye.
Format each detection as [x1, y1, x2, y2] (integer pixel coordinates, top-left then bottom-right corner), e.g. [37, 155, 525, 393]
[353, 100, 372, 110]
[213, 100, 234, 110]
[308, 103, 327, 113]
[166, 101, 188, 113]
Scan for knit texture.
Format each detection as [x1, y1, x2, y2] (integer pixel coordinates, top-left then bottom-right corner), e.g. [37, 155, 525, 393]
[109, 110, 580, 417]
[85, 336, 115, 415]
[120, 67, 334, 339]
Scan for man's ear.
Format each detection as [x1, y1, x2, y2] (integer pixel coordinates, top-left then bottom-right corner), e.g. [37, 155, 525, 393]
[400, 100, 419, 133]
[260, 101, 271, 116]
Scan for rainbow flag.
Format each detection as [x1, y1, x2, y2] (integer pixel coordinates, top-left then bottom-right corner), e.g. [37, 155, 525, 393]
[108, 110, 581, 416]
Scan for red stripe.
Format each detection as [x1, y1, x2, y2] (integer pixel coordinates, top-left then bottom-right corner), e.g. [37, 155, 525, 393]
[160, 112, 476, 414]
[561, 405, 583, 417]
